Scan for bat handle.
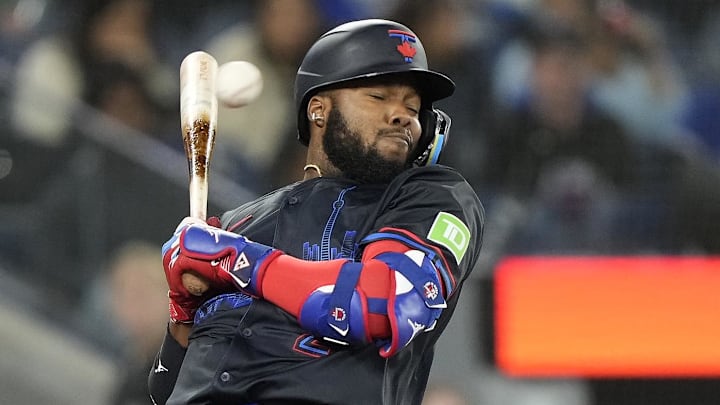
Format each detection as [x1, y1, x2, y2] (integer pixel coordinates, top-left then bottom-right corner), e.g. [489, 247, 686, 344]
[182, 178, 212, 296]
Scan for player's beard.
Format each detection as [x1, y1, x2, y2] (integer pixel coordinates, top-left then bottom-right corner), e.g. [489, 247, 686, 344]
[323, 108, 412, 184]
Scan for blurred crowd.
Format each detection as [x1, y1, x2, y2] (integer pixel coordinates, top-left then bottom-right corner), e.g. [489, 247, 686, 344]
[1, 0, 719, 404]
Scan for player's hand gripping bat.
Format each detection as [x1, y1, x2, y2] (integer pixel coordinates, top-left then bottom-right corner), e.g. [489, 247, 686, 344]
[179, 51, 216, 296]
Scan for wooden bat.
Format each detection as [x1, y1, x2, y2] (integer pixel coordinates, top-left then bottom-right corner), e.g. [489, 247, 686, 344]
[179, 50, 216, 296]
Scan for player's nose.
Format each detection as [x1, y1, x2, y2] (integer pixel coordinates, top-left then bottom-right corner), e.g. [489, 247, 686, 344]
[388, 106, 421, 140]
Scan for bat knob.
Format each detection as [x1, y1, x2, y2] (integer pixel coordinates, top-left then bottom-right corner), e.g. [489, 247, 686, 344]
[182, 272, 210, 296]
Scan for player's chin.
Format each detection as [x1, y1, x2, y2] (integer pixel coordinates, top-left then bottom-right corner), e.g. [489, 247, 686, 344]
[377, 138, 412, 161]
[379, 150, 411, 165]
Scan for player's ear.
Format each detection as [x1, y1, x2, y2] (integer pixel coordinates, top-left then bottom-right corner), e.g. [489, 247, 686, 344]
[307, 96, 328, 129]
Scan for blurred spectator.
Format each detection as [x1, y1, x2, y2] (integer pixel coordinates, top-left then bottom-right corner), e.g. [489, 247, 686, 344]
[10, 0, 176, 148]
[314, 0, 379, 25]
[389, 0, 496, 192]
[682, 7, 720, 160]
[3, 57, 193, 310]
[84, 61, 178, 146]
[628, 0, 720, 45]
[492, 0, 690, 146]
[482, 14, 639, 253]
[73, 240, 167, 405]
[589, 0, 690, 145]
[150, 0, 255, 66]
[490, 0, 599, 109]
[84, 60, 193, 250]
[0, 0, 46, 65]
[203, 0, 327, 191]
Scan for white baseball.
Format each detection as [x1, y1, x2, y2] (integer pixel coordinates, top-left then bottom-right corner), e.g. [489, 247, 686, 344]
[215, 61, 264, 108]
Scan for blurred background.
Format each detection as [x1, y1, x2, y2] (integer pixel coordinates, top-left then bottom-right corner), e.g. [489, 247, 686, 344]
[1, 0, 719, 404]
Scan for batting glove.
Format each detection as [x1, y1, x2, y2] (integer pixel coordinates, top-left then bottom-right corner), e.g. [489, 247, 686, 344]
[162, 217, 227, 323]
[162, 218, 280, 301]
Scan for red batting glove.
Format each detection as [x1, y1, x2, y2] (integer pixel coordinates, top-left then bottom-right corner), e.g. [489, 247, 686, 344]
[167, 290, 204, 324]
[162, 216, 232, 323]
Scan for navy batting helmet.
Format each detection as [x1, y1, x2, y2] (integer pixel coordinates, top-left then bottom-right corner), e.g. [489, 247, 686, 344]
[294, 19, 455, 166]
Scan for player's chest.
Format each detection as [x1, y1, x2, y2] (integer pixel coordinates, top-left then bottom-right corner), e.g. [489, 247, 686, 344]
[234, 183, 387, 260]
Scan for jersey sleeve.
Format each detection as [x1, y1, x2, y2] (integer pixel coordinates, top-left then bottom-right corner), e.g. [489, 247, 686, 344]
[360, 165, 484, 298]
[148, 327, 187, 405]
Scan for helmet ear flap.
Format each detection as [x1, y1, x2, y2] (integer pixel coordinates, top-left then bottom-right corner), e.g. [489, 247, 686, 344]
[413, 108, 451, 167]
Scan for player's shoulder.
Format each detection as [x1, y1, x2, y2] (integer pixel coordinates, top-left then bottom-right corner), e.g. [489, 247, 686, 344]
[397, 164, 468, 182]
[392, 165, 475, 191]
[378, 165, 485, 280]
[386, 165, 485, 230]
[390, 165, 482, 208]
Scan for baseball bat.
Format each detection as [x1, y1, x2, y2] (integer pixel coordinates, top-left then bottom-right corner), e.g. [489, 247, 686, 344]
[179, 50, 216, 296]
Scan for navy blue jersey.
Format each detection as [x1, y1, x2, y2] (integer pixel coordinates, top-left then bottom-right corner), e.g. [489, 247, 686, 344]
[150, 165, 484, 405]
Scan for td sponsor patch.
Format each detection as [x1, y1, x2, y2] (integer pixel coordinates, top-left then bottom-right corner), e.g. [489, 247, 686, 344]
[427, 212, 470, 264]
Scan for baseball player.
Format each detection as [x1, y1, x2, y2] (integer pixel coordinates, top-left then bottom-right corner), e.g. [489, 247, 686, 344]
[149, 19, 484, 405]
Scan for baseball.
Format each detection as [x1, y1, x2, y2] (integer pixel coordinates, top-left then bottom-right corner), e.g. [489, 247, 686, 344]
[215, 61, 263, 108]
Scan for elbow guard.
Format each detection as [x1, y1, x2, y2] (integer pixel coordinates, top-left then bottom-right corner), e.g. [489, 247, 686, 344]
[376, 250, 447, 357]
[298, 262, 371, 346]
[297, 250, 447, 357]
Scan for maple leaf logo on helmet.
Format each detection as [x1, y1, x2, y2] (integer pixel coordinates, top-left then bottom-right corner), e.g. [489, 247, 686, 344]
[388, 29, 417, 62]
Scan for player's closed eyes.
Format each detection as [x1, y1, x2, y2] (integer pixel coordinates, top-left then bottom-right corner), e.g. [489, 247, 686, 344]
[366, 93, 419, 115]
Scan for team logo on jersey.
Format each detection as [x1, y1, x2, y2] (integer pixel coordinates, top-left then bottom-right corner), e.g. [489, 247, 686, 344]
[424, 281, 440, 300]
[388, 30, 417, 62]
[303, 187, 359, 261]
[427, 212, 471, 264]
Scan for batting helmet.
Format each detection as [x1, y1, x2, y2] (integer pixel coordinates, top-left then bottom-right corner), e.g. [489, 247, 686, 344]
[294, 19, 455, 166]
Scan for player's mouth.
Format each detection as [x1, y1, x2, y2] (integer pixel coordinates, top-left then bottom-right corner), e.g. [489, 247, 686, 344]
[380, 130, 413, 149]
